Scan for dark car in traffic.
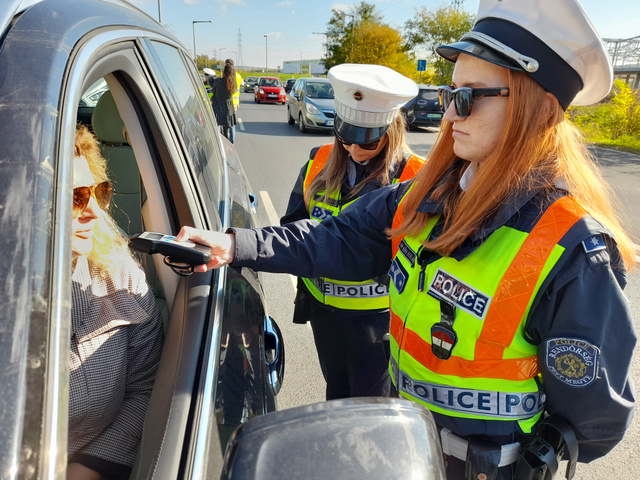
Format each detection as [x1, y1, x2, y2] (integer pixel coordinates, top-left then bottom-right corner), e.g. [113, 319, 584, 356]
[284, 78, 296, 93]
[402, 85, 443, 128]
[0, 1, 446, 478]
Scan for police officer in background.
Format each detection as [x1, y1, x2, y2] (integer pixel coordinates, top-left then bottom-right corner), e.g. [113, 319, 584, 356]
[177, 0, 636, 478]
[203, 67, 216, 102]
[280, 64, 425, 400]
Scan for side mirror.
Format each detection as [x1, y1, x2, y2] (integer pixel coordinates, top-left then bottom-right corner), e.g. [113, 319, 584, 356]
[294, 92, 300, 100]
[221, 397, 447, 480]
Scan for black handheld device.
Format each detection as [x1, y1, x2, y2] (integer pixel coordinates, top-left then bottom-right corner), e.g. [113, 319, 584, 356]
[129, 232, 212, 266]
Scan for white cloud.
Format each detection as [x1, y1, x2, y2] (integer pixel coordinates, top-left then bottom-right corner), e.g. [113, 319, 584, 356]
[184, 0, 197, 4]
[274, 1, 295, 6]
[265, 32, 283, 38]
[221, 0, 243, 4]
[332, 3, 356, 13]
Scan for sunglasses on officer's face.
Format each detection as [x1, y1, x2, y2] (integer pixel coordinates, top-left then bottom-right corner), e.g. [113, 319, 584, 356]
[338, 138, 381, 151]
[73, 181, 112, 218]
[438, 85, 510, 118]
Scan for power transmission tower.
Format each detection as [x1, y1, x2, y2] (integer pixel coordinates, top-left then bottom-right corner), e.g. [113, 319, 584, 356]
[452, 0, 464, 10]
[237, 29, 244, 68]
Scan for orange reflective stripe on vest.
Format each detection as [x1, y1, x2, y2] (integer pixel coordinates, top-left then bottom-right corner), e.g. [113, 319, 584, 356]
[391, 191, 407, 258]
[397, 155, 424, 183]
[475, 196, 587, 360]
[303, 144, 333, 192]
[390, 311, 540, 381]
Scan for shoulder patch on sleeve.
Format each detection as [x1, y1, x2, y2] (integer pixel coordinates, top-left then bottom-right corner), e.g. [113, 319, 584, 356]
[582, 234, 606, 254]
[545, 338, 599, 387]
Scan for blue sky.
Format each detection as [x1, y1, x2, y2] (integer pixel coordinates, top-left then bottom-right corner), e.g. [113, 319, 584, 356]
[128, 0, 640, 70]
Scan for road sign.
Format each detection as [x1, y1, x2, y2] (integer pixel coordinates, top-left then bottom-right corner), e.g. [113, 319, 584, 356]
[417, 59, 426, 72]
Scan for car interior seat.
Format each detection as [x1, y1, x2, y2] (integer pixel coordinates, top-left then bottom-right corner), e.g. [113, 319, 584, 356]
[91, 90, 169, 326]
[92, 90, 142, 236]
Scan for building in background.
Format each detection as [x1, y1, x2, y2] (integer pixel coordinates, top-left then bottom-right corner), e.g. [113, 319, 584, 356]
[282, 59, 326, 76]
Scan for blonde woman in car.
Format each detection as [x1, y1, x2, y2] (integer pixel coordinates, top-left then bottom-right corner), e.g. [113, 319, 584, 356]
[68, 124, 164, 480]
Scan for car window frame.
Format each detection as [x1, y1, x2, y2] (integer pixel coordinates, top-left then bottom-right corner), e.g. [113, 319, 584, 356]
[57, 30, 228, 479]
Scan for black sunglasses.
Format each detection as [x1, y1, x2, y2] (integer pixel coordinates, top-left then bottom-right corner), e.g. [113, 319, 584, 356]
[73, 181, 112, 218]
[438, 86, 510, 118]
[338, 138, 381, 151]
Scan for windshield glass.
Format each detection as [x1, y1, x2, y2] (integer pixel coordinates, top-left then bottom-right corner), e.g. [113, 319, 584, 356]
[305, 82, 334, 99]
[260, 78, 280, 87]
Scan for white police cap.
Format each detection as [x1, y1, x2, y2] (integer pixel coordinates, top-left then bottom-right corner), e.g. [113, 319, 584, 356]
[203, 68, 216, 76]
[328, 63, 418, 144]
[435, 0, 612, 109]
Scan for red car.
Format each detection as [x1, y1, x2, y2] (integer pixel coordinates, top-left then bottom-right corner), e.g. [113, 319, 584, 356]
[254, 76, 286, 104]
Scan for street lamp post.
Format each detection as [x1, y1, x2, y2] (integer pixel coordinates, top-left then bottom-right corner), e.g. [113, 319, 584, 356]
[219, 47, 226, 62]
[231, 51, 238, 65]
[264, 34, 268, 73]
[192, 20, 212, 64]
[157, 0, 162, 23]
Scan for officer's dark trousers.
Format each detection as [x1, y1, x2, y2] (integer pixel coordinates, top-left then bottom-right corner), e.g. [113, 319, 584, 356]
[308, 300, 391, 400]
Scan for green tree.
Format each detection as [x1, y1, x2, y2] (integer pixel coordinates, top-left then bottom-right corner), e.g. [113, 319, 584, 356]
[350, 21, 417, 79]
[404, 6, 475, 85]
[322, 1, 416, 80]
[322, 2, 383, 70]
[569, 79, 640, 152]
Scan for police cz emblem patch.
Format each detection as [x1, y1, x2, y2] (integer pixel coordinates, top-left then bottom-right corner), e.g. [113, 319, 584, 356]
[546, 338, 599, 387]
[310, 205, 334, 222]
[389, 258, 408, 294]
[428, 268, 491, 320]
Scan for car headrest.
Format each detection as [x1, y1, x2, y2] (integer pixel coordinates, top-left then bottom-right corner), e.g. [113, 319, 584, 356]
[92, 90, 127, 144]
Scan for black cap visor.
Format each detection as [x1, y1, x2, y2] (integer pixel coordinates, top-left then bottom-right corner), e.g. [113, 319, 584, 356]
[334, 115, 389, 145]
[436, 40, 524, 72]
[435, 18, 583, 110]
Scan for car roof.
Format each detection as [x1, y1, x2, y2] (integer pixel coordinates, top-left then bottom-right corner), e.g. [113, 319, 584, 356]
[0, 0, 40, 37]
[301, 77, 330, 82]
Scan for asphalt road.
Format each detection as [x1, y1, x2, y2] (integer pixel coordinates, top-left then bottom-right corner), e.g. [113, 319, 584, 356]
[232, 92, 640, 478]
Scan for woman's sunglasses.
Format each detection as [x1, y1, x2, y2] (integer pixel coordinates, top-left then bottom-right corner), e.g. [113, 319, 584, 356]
[338, 138, 381, 151]
[73, 181, 112, 218]
[438, 86, 510, 118]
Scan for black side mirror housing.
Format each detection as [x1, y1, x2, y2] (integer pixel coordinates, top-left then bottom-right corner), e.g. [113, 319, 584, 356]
[221, 397, 446, 480]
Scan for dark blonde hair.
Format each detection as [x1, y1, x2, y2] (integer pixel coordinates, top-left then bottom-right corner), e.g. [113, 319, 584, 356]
[75, 124, 137, 275]
[304, 114, 412, 207]
[389, 69, 635, 269]
[223, 63, 237, 94]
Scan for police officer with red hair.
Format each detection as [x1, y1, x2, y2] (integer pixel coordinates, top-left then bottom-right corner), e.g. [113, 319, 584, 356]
[178, 1, 637, 478]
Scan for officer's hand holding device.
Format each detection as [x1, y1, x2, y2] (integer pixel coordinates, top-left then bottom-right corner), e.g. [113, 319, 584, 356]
[129, 232, 212, 276]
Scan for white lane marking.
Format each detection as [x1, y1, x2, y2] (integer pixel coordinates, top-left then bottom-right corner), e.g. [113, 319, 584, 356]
[238, 118, 245, 131]
[635, 243, 640, 264]
[259, 190, 297, 290]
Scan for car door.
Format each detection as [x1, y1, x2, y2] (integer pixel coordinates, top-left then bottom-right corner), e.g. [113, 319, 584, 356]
[289, 79, 303, 119]
[0, 1, 282, 478]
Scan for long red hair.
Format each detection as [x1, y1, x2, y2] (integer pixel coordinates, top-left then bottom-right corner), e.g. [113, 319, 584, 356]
[389, 70, 636, 269]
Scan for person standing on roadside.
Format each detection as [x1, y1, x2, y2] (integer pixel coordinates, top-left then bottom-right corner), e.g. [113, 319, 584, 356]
[211, 61, 237, 143]
[280, 64, 425, 400]
[225, 58, 243, 112]
[176, 0, 637, 478]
